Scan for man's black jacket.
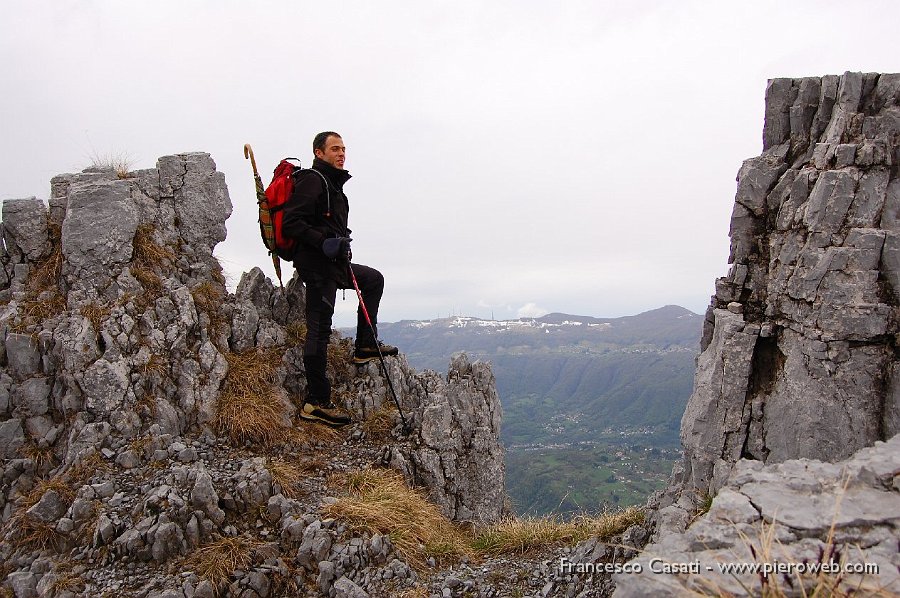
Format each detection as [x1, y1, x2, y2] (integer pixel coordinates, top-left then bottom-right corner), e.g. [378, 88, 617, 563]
[282, 157, 352, 286]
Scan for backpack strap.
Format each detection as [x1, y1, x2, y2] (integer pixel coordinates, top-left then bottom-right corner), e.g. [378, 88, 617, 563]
[296, 168, 332, 217]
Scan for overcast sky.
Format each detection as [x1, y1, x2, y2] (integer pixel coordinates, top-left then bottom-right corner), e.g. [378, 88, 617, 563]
[2, 1, 897, 326]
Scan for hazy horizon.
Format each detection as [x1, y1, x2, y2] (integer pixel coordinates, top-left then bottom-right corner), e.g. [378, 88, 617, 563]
[348, 303, 701, 327]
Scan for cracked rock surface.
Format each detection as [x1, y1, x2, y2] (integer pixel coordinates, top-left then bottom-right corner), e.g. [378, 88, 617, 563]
[614, 435, 900, 597]
[663, 71, 900, 515]
[617, 71, 900, 597]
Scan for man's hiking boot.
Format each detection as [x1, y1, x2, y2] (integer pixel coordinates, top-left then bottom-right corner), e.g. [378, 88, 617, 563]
[300, 401, 352, 427]
[353, 342, 399, 365]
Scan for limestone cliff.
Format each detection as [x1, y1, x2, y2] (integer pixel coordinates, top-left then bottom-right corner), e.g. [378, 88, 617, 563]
[678, 71, 899, 501]
[613, 71, 900, 597]
[0, 155, 505, 597]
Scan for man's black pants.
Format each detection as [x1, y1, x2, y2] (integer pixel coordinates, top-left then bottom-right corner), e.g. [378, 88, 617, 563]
[302, 263, 384, 404]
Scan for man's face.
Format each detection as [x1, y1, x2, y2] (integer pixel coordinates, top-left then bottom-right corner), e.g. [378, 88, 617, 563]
[315, 135, 346, 169]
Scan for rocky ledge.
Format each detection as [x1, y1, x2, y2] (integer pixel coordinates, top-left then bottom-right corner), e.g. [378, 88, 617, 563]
[0, 154, 508, 597]
[615, 435, 900, 596]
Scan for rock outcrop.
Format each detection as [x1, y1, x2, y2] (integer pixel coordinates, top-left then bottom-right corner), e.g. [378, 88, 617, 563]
[613, 71, 900, 597]
[671, 72, 900, 506]
[386, 352, 506, 524]
[0, 154, 506, 596]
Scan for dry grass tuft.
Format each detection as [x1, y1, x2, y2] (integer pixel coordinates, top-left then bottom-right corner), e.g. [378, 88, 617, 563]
[397, 586, 429, 598]
[130, 265, 163, 295]
[3, 476, 73, 552]
[13, 516, 63, 552]
[285, 321, 307, 346]
[14, 292, 66, 331]
[48, 571, 85, 595]
[185, 536, 273, 589]
[472, 507, 644, 556]
[291, 419, 343, 445]
[691, 545, 893, 596]
[191, 280, 224, 311]
[139, 353, 168, 378]
[300, 455, 326, 473]
[222, 348, 280, 390]
[80, 303, 111, 333]
[267, 457, 307, 499]
[133, 223, 175, 266]
[66, 451, 109, 486]
[130, 223, 175, 298]
[268, 561, 305, 597]
[127, 434, 154, 457]
[277, 454, 325, 482]
[14, 224, 66, 330]
[21, 477, 77, 507]
[323, 468, 470, 570]
[211, 262, 227, 287]
[22, 443, 57, 472]
[192, 280, 227, 330]
[326, 337, 356, 383]
[90, 152, 133, 179]
[362, 401, 398, 440]
[691, 483, 895, 598]
[215, 387, 288, 446]
[135, 393, 159, 418]
[214, 348, 291, 446]
[28, 224, 63, 290]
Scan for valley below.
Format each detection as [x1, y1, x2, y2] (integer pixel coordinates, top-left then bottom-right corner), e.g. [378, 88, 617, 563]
[371, 305, 701, 516]
[505, 429, 681, 515]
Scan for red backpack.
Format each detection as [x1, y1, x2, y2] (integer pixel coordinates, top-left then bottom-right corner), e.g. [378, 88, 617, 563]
[262, 158, 301, 261]
[244, 144, 331, 288]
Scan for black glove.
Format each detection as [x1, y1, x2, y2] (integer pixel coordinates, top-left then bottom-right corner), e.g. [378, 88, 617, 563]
[322, 237, 352, 260]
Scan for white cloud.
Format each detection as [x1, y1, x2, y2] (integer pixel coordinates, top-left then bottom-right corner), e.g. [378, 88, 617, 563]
[516, 303, 549, 319]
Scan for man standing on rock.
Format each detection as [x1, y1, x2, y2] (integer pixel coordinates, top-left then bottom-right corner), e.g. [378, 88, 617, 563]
[282, 131, 398, 427]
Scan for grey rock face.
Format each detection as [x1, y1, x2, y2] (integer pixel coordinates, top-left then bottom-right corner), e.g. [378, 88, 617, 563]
[62, 179, 139, 291]
[158, 153, 232, 257]
[0, 418, 25, 458]
[333, 576, 370, 598]
[12, 377, 51, 416]
[673, 72, 900, 513]
[625, 72, 900, 598]
[385, 352, 507, 524]
[615, 435, 900, 597]
[5, 571, 38, 598]
[64, 420, 111, 464]
[298, 520, 333, 570]
[82, 358, 130, 418]
[26, 488, 68, 523]
[5, 333, 42, 381]
[2, 198, 50, 263]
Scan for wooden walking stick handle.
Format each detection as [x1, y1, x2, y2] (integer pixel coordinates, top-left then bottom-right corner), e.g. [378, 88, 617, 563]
[243, 143, 259, 176]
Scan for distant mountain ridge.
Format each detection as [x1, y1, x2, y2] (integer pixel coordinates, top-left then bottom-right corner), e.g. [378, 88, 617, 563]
[373, 305, 702, 373]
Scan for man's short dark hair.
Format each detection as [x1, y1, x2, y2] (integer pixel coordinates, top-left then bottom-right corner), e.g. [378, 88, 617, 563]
[313, 131, 341, 152]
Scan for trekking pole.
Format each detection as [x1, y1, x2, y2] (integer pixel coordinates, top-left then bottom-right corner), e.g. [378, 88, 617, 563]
[348, 263, 409, 432]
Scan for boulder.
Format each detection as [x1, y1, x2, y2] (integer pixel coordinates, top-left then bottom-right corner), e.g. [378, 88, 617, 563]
[2, 198, 49, 262]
